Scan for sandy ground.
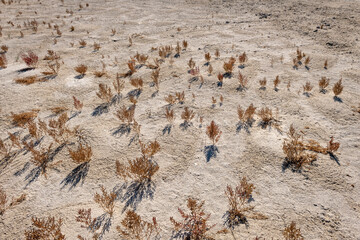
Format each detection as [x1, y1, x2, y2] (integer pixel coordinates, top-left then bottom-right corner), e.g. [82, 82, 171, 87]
[0, 0, 360, 239]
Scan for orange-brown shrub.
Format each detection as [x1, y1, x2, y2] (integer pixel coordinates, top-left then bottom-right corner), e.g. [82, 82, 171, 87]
[206, 121, 222, 145]
[74, 64, 88, 76]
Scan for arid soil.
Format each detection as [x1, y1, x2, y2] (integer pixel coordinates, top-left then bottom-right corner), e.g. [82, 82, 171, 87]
[0, 0, 359, 239]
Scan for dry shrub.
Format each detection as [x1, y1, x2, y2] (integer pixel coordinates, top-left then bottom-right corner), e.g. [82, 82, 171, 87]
[205, 52, 211, 63]
[259, 77, 266, 89]
[94, 185, 116, 216]
[175, 42, 181, 56]
[158, 45, 172, 58]
[282, 125, 317, 170]
[44, 50, 60, 61]
[181, 107, 195, 124]
[74, 64, 87, 76]
[327, 136, 340, 154]
[94, 70, 106, 78]
[217, 73, 224, 85]
[189, 67, 199, 76]
[130, 77, 143, 91]
[21, 51, 38, 68]
[165, 94, 176, 105]
[319, 77, 330, 92]
[0, 187, 6, 215]
[333, 78, 343, 96]
[93, 42, 101, 51]
[238, 104, 256, 124]
[165, 107, 175, 123]
[283, 221, 303, 240]
[223, 57, 236, 74]
[116, 151, 159, 183]
[170, 198, 215, 240]
[188, 58, 195, 69]
[175, 91, 185, 104]
[238, 52, 247, 65]
[73, 96, 83, 111]
[304, 56, 310, 67]
[10, 110, 38, 127]
[96, 83, 113, 103]
[324, 59, 328, 69]
[115, 105, 135, 125]
[0, 187, 26, 216]
[0, 54, 7, 69]
[24, 216, 65, 240]
[182, 40, 188, 50]
[225, 177, 255, 227]
[111, 28, 116, 36]
[208, 64, 213, 75]
[117, 210, 160, 240]
[42, 60, 61, 76]
[134, 52, 148, 65]
[0, 45, 8, 53]
[15, 75, 46, 85]
[206, 121, 222, 146]
[238, 71, 248, 90]
[273, 75, 280, 90]
[113, 78, 125, 95]
[302, 81, 313, 94]
[215, 49, 220, 59]
[147, 58, 160, 70]
[151, 69, 160, 90]
[79, 39, 87, 47]
[257, 107, 281, 130]
[50, 107, 68, 116]
[69, 143, 92, 164]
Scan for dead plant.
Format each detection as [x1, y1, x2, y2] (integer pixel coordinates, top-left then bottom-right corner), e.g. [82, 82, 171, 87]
[165, 94, 176, 105]
[113, 78, 125, 95]
[225, 177, 255, 227]
[79, 39, 87, 48]
[10, 110, 38, 127]
[176, 91, 185, 104]
[283, 221, 303, 240]
[21, 51, 38, 68]
[96, 83, 113, 103]
[130, 78, 143, 91]
[69, 143, 92, 164]
[115, 105, 135, 126]
[74, 64, 88, 76]
[0, 45, 8, 53]
[165, 108, 175, 123]
[282, 124, 317, 170]
[151, 69, 160, 90]
[257, 107, 281, 131]
[333, 78, 343, 96]
[181, 107, 195, 124]
[94, 185, 116, 216]
[73, 96, 83, 111]
[0, 54, 7, 69]
[42, 60, 60, 77]
[238, 71, 248, 90]
[319, 77, 330, 93]
[93, 42, 101, 51]
[182, 40, 188, 50]
[324, 59, 328, 69]
[117, 210, 160, 240]
[134, 52, 148, 65]
[238, 52, 247, 66]
[302, 81, 313, 95]
[259, 77, 266, 89]
[15, 75, 46, 85]
[215, 49, 220, 59]
[24, 216, 65, 240]
[205, 52, 211, 63]
[170, 198, 215, 240]
[273, 75, 280, 91]
[206, 121, 222, 145]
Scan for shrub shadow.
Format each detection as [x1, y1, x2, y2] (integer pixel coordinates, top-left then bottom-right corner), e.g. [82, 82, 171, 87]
[162, 124, 172, 135]
[17, 67, 34, 73]
[180, 122, 192, 131]
[92, 103, 110, 116]
[24, 143, 66, 187]
[333, 96, 343, 103]
[329, 152, 340, 165]
[60, 162, 90, 190]
[223, 211, 249, 229]
[89, 213, 112, 240]
[112, 124, 131, 137]
[223, 72, 232, 78]
[236, 121, 254, 134]
[204, 145, 219, 162]
[115, 180, 156, 213]
[75, 74, 85, 79]
[127, 89, 141, 98]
